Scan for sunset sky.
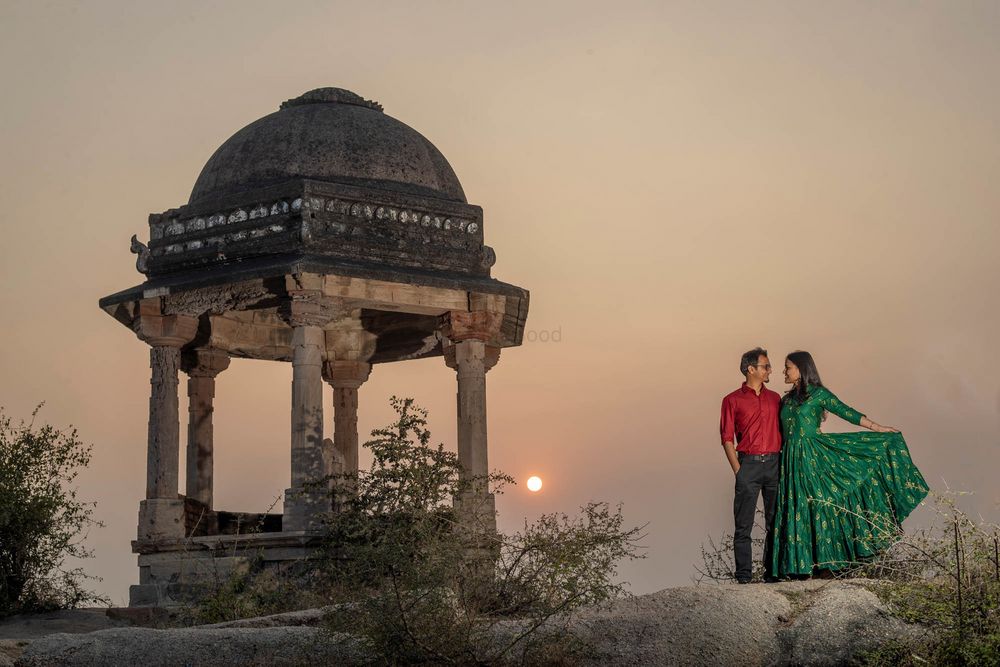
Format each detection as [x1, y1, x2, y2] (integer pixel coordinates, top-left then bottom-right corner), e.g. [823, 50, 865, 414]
[1, 1, 998, 606]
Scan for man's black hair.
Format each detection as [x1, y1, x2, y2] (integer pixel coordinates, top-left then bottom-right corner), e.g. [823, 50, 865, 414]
[740, 347, 768, 376]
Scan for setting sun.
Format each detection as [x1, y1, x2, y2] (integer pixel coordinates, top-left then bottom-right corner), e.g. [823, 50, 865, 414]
[526, 476, 543, 492]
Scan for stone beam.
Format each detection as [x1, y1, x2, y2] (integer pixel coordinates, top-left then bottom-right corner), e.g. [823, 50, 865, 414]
[322, 274, 469, 315]
[207, 314, 293, 361]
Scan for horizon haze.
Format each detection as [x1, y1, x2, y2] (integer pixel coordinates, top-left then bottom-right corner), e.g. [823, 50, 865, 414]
[1, 0, 998, 605]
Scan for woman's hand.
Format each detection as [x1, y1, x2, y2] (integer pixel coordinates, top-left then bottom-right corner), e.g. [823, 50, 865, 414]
[861, 416, 900, 433]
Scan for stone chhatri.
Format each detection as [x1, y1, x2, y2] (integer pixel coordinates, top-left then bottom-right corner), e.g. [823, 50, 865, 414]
[99, 88, 529, 607]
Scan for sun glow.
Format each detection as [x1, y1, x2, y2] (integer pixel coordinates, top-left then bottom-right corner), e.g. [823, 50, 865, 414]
[526, 476, 543, 492]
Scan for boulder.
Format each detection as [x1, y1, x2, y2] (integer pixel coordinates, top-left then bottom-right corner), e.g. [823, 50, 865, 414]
[17, 627, 370, 667]
[774, 581, 924, 666]
[570, 582, 792, 666]
[0, 609, 126, 641]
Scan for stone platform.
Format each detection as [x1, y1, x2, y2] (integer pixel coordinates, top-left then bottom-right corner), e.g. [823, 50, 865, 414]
[130, 531, 323, 608]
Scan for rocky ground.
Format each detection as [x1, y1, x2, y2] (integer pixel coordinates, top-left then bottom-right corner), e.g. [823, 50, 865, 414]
[0, 579, 924, 666]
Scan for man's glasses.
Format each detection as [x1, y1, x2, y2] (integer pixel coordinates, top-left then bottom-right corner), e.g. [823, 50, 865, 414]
[752, 364, 772, 371]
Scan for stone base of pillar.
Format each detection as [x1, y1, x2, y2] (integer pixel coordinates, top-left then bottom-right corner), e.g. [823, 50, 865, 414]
[134, 552, 250, 606]
[126, 531, 325, 607]
[137, 499, 187, 541]
[128, 582, 205, 608]
[453, 491, 499, 601]
[282, 487, 329, 532]
[454, 491, 498, 537]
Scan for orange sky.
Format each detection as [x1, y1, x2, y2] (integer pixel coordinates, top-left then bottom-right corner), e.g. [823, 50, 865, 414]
[1, 1, 998, 606]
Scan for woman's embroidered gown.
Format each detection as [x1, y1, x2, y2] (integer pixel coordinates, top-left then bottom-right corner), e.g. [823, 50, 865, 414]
[771, 385, 929, 576]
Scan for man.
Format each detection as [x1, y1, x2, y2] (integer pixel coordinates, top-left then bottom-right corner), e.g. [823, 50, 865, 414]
[720, 347, 782, 584]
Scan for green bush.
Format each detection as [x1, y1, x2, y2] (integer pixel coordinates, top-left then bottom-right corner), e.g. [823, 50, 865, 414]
[0, 405, 105, 616]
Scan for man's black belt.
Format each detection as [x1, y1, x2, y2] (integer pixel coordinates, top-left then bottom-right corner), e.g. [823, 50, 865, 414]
[738, 453, 780, 462]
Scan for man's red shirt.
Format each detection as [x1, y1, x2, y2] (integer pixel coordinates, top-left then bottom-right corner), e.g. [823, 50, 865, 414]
[720, 383, 782, 454]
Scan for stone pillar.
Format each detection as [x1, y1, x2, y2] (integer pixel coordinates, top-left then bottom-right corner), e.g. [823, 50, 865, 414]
[281, 277, 339, 532]
[442, 311, 502, 534]
[181, 348, 230, 509]
[283, 325, 327, 531]
[146, 346, 182, 500]
[134, 310, 198, 541]
[322, 360, 372, 478]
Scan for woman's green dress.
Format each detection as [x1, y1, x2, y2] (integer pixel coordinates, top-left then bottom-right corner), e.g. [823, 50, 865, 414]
[771, 385, 929, 576]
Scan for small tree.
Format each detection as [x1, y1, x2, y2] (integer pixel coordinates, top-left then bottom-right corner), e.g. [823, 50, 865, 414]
[0, 405, 105, 615]
[318, 397, 509, 662]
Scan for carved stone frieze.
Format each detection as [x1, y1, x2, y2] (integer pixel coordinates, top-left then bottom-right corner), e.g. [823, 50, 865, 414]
[281, 290, 344, 328]
[163, 281, 272, 317]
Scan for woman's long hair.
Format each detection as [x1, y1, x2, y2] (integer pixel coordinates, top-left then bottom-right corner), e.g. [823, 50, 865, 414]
[784, 350, 824, 404]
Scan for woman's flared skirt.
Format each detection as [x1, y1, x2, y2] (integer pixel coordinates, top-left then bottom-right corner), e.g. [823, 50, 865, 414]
[772, 431, 929, 576]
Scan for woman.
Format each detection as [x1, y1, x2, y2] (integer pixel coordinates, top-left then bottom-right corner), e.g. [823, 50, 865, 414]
[771, 351, 929, 578]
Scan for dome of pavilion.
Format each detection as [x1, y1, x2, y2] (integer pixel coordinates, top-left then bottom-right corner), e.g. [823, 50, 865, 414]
[189, 88, 467, 206]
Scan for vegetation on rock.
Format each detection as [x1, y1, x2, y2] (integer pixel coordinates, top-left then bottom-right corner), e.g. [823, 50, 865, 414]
[857, 491, 1000, 666]
[696, 489, 1000, 666]
[0, 405, 105, 616]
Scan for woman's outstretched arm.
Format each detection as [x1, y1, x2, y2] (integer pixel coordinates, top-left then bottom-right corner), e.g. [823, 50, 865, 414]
[821, 388, 899, 432]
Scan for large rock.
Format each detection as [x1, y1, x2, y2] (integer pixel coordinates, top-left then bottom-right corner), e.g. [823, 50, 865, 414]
[569, 583, 792, 666]
[17, 627, 370, 667]
[13, 580, 923, 666]
[0, 610, 126, 641]
[774, 581, 924, 666]
[503, 580, 922, 666]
